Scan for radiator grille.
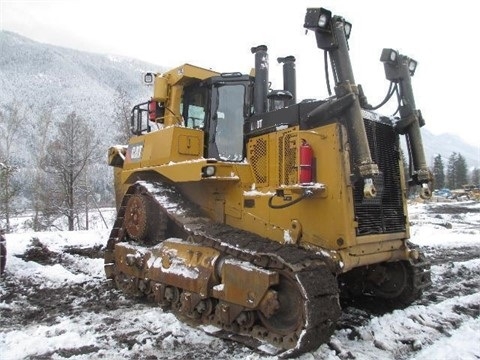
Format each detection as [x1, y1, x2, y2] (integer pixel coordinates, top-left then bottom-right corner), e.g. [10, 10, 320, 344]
[279, 133, 298, 185]
[354, 120, 406, 235]
[249, 138, 268, 185]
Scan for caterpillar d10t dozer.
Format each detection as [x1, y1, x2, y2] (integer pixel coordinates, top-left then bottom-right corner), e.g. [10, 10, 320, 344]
[105, 6, 432, 357]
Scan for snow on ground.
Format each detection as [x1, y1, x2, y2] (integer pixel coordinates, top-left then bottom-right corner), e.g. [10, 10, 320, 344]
[1, 199, 479, 360]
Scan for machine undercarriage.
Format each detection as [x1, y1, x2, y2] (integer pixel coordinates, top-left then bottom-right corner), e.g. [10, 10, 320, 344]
[104, 181, 430, 356]
[105, 181, 341, 356]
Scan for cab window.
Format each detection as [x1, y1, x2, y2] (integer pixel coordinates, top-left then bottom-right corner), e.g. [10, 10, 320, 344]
[182, 86, 207, 129]
[215, 84, 245, 161]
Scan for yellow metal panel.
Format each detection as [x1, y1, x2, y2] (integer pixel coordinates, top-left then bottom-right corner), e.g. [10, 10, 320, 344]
[242, 123, 356, 248]
[153, 160, 207, 182]
[124, 127, 203, 168]
[299, 124, 355, 248]
[119, 127, 205, 186]
[164, 64, 220, 86]
[154, 161, 241, 183]
[141, 127, 176, 166]
[112, 167, 125, 210]
[123, 141, 145, 170]
[338, 239, 408, 271]
[213, 259, 278, 308]
[153, 76, 168, 102]
[164, 85, 184, 125]
[178, 135, 201, 155]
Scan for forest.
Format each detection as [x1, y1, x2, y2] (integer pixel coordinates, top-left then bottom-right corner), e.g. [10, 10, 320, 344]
[1, 95, 479, 233]
[0, 91, 131, 233]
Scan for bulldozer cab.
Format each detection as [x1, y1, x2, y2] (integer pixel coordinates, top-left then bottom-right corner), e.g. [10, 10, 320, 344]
[181, 74, 253, 161]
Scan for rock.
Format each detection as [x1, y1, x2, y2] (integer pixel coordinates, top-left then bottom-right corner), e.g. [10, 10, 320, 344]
[373, 339, 391, 351]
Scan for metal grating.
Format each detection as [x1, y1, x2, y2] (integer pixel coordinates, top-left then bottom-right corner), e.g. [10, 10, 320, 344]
[249, 138, 268, 185]
[353, 119, 406, 235]
[278, 133, 298, 185]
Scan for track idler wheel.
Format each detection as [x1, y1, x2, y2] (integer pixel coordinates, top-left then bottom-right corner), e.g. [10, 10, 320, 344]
[370, 261, 409, 299]
[124, 193, 166, 244]
[258, 272, 304, 336]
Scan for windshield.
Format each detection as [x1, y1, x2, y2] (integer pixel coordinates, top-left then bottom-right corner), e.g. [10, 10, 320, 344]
[215, 84, 245, 161]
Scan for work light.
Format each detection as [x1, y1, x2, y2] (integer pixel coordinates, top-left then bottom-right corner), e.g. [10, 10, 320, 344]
[304, 8, 332, 31]
[318, 13, 329, 28]
[143, 72, 154, 84]
[380, 48, 398, 64]
[408, 59, 417, 76]
[344, 22, 352, 39]
[202, 166, 216, 177]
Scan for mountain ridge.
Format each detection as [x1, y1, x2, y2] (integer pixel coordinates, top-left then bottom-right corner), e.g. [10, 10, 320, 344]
[0, 30, 478, 168]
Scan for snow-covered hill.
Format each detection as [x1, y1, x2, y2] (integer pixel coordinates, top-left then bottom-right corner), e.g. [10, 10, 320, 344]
[0, 30, 160, 153]
[1, 30, 478, 169]
[1, 200, 479, 359]
[419, 130, 479, 170]
[0, 30, 158, 109]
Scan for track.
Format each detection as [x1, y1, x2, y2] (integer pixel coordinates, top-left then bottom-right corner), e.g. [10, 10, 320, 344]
[104, 181, 341, 357]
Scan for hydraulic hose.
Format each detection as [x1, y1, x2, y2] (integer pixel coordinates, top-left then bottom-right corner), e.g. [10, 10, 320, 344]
[268, 191, 311, 209]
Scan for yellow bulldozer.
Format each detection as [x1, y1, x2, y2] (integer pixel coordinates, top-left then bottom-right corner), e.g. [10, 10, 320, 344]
[105, 6, 432, 357]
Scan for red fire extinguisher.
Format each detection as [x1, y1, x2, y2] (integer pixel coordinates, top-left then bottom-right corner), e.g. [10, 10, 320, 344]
[148, 100, 157, 121]
[299, 139, 314, 184]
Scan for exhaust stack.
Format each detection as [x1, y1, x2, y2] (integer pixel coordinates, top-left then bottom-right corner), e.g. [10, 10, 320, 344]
[251, 45, 269, 114]
[277, 56, 297, 105]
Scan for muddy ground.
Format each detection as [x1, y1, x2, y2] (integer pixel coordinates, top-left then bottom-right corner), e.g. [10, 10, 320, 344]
[1, 202, 479, 360]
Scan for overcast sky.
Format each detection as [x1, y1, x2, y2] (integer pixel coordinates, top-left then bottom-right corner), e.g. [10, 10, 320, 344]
[1, 0, 479, 148]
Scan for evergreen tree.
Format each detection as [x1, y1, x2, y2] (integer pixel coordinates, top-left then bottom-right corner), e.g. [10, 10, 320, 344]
[471, 168, 480, 186]
[446, 152, 469, 189]
[432, 154, 445, 189]
[456, 153, 468, 187]
[446, 153, 456, 189]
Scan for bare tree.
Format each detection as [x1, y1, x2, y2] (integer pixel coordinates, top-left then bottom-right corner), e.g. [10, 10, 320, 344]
[113, 86, 133, 144]
[0, 101, 25, 232]
[28, 107, 57, 230]
[43, 112, 100, 231]
[0, 163, 20, 232]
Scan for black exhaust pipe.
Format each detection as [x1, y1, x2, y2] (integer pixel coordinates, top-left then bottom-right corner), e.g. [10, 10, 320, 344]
[251, 45, 269, 114]
[277, 56, 297, 105]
